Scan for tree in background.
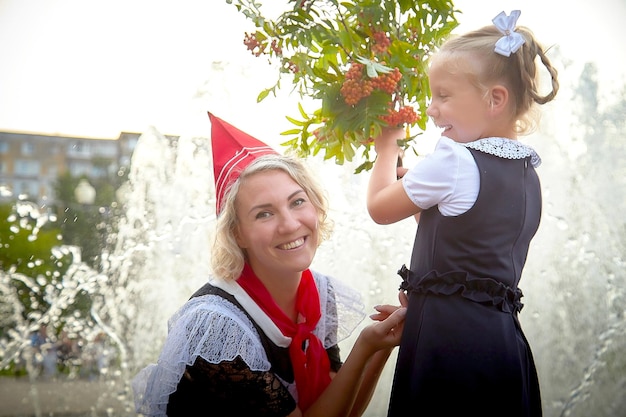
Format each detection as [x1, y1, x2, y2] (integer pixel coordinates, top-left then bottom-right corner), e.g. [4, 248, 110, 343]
[0, 202, 73, 328]
[0, 167, 128, 375]
[227, 0, 458, 172]
[0, 200, 100, 375]
[53, 169, 126, 271]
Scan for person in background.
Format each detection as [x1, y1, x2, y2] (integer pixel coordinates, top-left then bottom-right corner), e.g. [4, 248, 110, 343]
[30, 323, 58, 379]
[57, 329, 81, 377]
[366, 10, 559, 417]
[132, 113, 407, 417]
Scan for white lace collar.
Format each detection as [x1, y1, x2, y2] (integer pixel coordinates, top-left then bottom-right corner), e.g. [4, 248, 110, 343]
[209, 276, 292, 348]
[462, 137, 541, 167]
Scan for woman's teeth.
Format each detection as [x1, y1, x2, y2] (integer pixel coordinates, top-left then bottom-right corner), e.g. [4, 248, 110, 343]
[280, 238, 305, 250]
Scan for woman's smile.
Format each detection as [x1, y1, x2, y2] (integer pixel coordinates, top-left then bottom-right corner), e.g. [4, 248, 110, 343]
[278, 237, 306, 250]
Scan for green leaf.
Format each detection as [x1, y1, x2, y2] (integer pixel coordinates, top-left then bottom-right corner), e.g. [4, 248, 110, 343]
[285, 115, 306, 126]
[356, 56, 393, 77]
[297, 102, 308, 119]
[226, 0, 460, 172]
[281, 128, 302, 135]
[257, 89, 271, 102]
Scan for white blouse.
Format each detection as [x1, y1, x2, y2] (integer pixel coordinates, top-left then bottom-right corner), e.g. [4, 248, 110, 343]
[402, 136, 541, 216]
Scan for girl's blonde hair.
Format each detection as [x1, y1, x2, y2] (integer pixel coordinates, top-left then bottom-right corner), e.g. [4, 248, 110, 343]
[436, 25, 559, 134]
[210, 153, 332, 280]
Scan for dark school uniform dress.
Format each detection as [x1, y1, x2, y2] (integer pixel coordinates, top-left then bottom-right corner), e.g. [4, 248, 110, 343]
[388, 148, 543, 417]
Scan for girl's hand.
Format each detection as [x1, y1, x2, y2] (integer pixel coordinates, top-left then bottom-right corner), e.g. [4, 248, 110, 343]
[374, 127, 405, 154]
[396, 166, 409, 179]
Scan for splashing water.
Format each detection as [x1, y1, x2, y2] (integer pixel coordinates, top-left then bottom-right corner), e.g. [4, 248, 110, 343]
[1, 65, 625, 417]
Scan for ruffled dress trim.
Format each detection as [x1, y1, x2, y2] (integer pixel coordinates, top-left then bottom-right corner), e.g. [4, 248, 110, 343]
[397, 265, 524, 314]
[462, 137, 541, 168]
[131, 271, 365, 417]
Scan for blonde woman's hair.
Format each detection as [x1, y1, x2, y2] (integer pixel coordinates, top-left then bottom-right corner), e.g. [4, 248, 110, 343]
[436, 25, 559, 134]
[210, 154, 332, 281]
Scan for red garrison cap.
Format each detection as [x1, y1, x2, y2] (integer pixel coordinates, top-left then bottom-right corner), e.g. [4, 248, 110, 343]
[208, 112, 277, 214]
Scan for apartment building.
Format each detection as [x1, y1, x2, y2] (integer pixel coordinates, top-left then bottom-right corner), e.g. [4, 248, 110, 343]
[0, 131, 141, 206]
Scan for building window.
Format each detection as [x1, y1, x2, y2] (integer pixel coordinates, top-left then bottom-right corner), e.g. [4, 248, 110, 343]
[21, 142, 35, 155]
[93, 143, 117, 158]
[15, 160, 40, 176]
[68, 141, 91, 157]
[0, 140, 8, 153]
[16, 180, 38, 199]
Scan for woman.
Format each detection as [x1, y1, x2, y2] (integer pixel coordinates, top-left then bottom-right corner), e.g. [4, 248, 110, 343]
[132, 113, 406, 417]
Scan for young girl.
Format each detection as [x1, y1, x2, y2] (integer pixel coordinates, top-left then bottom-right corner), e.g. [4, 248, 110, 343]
[367, 10, 559, 417]
[132, 114, 407, 417]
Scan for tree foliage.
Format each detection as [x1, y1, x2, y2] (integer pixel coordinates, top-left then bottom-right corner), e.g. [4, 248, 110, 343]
[0, 202, 74, 335]
[227, 0, 459, 172]
[53, 172, 123, 270]
[0, 202, 72, 281]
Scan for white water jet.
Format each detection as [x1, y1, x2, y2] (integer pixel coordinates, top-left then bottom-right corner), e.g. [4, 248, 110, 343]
[103, 56, 625, 415]
[1, 48, 624, 417]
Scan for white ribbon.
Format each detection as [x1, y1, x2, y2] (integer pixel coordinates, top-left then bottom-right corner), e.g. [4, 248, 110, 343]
[492, 10, 525, 57]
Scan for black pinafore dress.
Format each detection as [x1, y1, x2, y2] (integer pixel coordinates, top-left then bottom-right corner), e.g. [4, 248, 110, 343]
[387, 149, 543, 417]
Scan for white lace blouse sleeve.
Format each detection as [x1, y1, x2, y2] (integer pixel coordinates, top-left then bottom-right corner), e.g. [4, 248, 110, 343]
[313, 271, 366, 347]
[131, 295, 270, 417]
[402, 136, 479, 216]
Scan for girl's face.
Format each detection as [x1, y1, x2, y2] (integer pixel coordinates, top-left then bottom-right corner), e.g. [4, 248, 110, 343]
[426, 55, 492, 143]
[234, 169, 319, 281]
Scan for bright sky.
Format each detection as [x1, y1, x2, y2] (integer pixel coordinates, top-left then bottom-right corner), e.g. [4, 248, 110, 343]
[0, 0, 624, 140]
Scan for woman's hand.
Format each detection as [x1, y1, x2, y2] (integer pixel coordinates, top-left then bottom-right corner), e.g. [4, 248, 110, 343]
[366, 290, 409, 347]
[361, 300, 407, 350]
[364, 307, 406, 349]
[369, 290, 408, 321]
[302, 294, 407, 417]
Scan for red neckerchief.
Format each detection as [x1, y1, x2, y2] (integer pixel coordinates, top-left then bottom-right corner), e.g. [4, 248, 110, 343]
[237, 263, 331, 411]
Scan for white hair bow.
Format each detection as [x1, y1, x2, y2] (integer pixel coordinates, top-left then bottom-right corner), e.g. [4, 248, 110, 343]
[492, 10, 525, 57]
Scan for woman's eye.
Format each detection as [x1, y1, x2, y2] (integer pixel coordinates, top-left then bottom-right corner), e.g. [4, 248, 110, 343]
[255, 211, 271, 219]
[292, 198, 306, 207]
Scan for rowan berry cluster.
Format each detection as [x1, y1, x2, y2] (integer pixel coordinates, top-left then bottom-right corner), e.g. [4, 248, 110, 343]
[244, 32, 264, 57]
[340, 63, 401, 106]
[371, 67, 401, 94]
[379, 106, 419, 127]
[287, 61, 299, 73]
[312, 128, 325, 142]
[244, 33, 283, 58]
[340, 63, 373, 105]
[270, 39, 282, 56]
[372, 31, 391, 55]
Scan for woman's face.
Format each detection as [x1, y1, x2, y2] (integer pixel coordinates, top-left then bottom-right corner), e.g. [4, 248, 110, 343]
[234, 169, 319, 280]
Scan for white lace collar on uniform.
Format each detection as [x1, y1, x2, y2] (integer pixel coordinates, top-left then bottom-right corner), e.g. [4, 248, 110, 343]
[462, 137, 541, 167]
